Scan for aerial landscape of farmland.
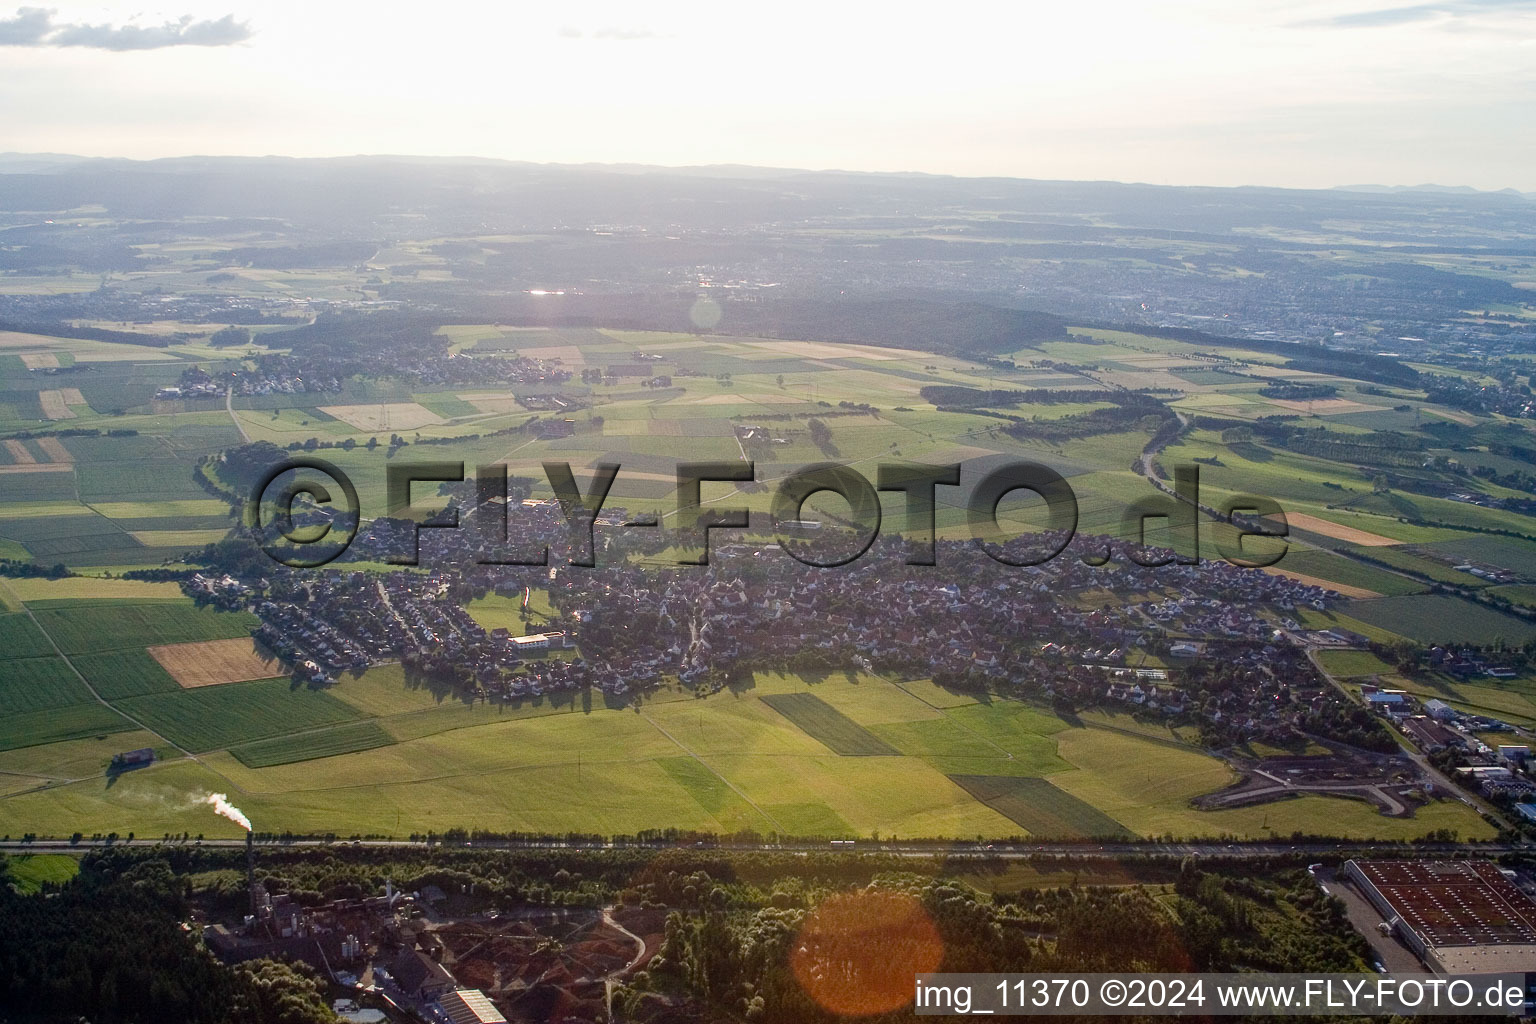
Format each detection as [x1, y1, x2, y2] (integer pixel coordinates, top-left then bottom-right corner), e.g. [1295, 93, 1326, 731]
[6, 8, 1536, 1015]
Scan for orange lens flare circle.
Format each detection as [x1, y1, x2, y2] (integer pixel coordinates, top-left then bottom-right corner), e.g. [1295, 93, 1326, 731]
[790, 889, 943, 1016]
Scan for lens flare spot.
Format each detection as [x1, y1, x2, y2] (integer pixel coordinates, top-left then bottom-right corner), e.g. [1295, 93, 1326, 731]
[790, 888, 943, 1016]
[689, 295, 722, 329]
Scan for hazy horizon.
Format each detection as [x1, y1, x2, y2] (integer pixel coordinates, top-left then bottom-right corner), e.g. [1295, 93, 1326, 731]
[3, 1, 1536, 193]
[4, 149, 1535, 198]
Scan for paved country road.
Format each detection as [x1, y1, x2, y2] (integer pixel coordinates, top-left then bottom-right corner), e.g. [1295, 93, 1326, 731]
[1, 838, 1529, 858]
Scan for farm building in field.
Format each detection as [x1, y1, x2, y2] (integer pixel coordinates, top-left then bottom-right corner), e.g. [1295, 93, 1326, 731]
[111, 748, 154, 767]
[1342, 859, 1536, 973]
[438, 989, 508, 1024]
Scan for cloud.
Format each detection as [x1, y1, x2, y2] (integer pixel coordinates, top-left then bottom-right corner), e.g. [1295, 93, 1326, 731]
[0, 7, 252, 49]
[1294, 0, 1536, 27]
[0, 6, 49, 43]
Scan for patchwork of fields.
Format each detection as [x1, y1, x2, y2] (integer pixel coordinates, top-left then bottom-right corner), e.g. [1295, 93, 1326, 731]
[0, 323, 1532, 843]
[0, 590, 1499, 840]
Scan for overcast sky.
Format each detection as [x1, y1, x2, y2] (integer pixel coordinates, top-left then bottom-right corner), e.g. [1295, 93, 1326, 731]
[3, 1, 1536, 190]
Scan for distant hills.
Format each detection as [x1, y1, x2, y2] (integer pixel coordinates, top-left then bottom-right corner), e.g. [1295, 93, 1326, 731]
[1, 152, 1532, 202]
[1334, 182, 1533, 200]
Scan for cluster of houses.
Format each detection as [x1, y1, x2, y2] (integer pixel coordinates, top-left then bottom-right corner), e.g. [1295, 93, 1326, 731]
[252, 595, 373, 681]
[200, 506, 1366, 744]
[1426, 645, 1523, 680]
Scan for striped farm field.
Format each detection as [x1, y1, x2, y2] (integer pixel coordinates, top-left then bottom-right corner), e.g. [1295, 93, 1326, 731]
[29, 601, 259, 655]
[0, 657, 93, 715]
[148, 637, 283, 688]
[229, 721, 396, 768]
[949, 775, 1134, 839]
[760, 693, 900, 755]
[0, 613, 54, 659]
[115, 678, 364, 752]
[0, 703, 135, 753]
[71, 650, 181, 700]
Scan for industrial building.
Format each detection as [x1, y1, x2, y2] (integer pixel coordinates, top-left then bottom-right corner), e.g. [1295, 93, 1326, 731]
[438, 988, 508, 1024]
[1342, 859, 1536, 973]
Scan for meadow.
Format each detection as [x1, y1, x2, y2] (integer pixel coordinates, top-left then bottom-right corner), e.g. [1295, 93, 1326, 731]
[0, 666, 1497, 842]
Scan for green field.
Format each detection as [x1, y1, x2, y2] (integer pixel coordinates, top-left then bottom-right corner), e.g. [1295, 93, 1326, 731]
[760, 693, 900, 756]
[1425, 535, 1536, 578]
[70, 650, 181, 700]
[3, 853, 80, 893]
[1315, 649, 1396, 678]
[1342, 594, 1536, 646]
[115, 678, 364, 752]
[0, 613, 54, 659]
[1491, 585, 1536, 609]
[0, 704, 135, 753]
[229, 721, 396, 768]
[949, 775, 1135, 839]
[1350, 546, 1492, 587]
[29, 601, 259, 655]
[0, 657, 93, 715]
[1273, 548, 1425, 597]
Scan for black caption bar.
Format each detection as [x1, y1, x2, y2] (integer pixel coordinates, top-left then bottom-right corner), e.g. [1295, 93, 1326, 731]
[913, 973, 1534, 1016]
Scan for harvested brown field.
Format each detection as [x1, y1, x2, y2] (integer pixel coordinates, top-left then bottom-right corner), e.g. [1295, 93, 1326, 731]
[687, 392, 807, 405]
[36, 390, 75, 420]
[18, 352, 59, 369]
[1276, 512, 1399, 547]
[1266, 397, 1375, 414]
[517, 344, 585, 364]
[33, 437, 73, 463]
[317, 402, 445, 431]
[0, 463, 71, 475]
[742, 340, 920, 361]
[1262, 566, 1380, 599]
[3, 440, 36, 464]
[458, 393, 523, 414]
[148, 637, 283, 688]
[57, 388, 86, 406]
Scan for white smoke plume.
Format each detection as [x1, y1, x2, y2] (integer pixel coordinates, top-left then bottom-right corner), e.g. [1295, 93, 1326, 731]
[205, 792, 252, 831]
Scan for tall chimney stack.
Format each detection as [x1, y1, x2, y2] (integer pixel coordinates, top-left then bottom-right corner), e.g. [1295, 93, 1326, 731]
[246, 830, 256, 912]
